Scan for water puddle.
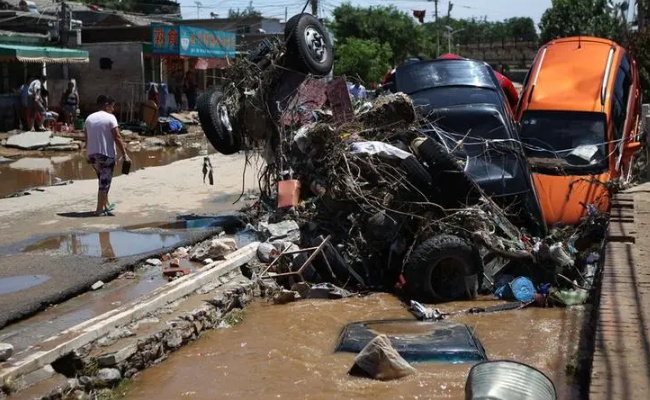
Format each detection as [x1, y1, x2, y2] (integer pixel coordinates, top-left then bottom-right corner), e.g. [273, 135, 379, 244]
[213, 190, 258, 205]
[127, 215, 246, 233]
[126, 295, 583, 400]
[0, 146, 206, 198]
[0, 275, 51, 295]
[22, 231, 185, 258]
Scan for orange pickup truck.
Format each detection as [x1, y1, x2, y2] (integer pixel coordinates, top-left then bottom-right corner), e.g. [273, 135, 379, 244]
[516, 37, 642, 226]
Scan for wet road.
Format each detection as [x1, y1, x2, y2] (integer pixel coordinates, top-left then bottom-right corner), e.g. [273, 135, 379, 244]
[0, 146, 205, 198]
[126, 294, 584, 400]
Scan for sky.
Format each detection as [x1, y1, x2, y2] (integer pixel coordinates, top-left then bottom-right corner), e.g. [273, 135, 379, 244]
[177, 0, 554, 24]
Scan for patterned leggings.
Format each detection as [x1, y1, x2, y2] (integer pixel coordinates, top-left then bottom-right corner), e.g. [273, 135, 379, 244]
[88, 153, 115, 193]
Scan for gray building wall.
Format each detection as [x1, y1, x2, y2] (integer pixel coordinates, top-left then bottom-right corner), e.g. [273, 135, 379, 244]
[68, 42, 145, 114]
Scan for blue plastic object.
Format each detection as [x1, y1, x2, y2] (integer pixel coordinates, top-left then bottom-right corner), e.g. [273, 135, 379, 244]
[494, 274, 514, 299]
[510, 277, 535, 302]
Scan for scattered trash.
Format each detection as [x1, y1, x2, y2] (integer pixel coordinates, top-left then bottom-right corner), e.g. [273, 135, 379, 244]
[272, 289, 300, 305]
[348, 334, 417, 381]
[146, 258, 162, 267]
[0, 342, 14, 362]
[91, 281, 105, 291]
[303, 282, 352, 299]
[465, 360, 557, 400]
[510, 277, 536, 302]
[257, 242, 280, 263]
[163, 267, 191, 278]
[190, 238, 237, 262]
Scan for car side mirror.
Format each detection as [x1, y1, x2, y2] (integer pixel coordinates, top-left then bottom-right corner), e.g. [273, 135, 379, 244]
[624, 141, 643, 155]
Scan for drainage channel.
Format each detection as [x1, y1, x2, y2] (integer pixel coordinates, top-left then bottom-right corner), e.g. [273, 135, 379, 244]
[124, 294, 585, 400]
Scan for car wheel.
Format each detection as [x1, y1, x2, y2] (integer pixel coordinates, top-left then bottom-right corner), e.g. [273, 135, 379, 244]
[400, 156, 434, 198]
[284, 13, 333, 75]
[415, 138, 482, 206]
[197, 90, 241, 155]
[404, 235, 481, 302]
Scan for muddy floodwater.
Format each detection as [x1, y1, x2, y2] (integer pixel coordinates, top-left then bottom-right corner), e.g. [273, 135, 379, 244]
[127, 294, 583, 400]
[0, 146, 205, 198]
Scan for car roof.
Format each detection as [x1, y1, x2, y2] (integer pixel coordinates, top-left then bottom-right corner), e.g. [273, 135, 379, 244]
[528, 37, 619, 112]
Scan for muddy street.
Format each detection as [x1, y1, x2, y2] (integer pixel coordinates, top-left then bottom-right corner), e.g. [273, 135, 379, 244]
[125, 295, 583, 400]
[0, 146, 208, 198]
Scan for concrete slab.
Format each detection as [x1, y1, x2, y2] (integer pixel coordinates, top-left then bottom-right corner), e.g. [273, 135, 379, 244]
[0, 242, 258, 383]
[5, 131, 52, 150]
[47, 137, 74, 147]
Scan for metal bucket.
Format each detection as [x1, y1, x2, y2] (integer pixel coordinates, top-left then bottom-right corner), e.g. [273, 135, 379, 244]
[465, 360, 557, 400]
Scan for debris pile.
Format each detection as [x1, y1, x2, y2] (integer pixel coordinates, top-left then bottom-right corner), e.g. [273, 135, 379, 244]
[198, 16, 609, 307]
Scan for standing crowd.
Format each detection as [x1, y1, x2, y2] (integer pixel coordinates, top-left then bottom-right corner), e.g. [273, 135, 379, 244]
[16, 76, 79, 132]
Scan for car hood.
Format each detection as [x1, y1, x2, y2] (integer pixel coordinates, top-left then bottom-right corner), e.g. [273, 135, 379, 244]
[533, 173, 610, 225]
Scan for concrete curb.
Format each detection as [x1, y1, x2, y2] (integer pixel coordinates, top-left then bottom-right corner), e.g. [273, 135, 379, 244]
[0, 242, 259, 384]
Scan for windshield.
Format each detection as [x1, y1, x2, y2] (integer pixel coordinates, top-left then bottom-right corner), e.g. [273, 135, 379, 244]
[395, 60, 496, 95]
[520, 111, 608, 170]
[410, 87, 503, 111]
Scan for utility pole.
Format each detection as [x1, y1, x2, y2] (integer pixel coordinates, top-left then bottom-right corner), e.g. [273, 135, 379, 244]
[285, 6, 288, 22]
[58, 1, 71, 46]
[433, 0, 439, 56]
[310, 0, 318, 17]
[194, 1, 202, 19]
[447, 2, 453, 19]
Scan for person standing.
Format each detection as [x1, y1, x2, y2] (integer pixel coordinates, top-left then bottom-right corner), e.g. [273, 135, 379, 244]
[19, 79, 30, 130]
[27, 75, 46, 131]
[61, 80, 79, 126]
[183, 71, 197, 110]
[85, 95, 130, 216]
[173, 71, 184, 111]
[349, 82, 367, 101]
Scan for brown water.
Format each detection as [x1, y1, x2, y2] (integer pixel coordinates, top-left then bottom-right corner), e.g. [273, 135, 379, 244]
[0, 146, 204, 198]
[127, 294, 583, 400]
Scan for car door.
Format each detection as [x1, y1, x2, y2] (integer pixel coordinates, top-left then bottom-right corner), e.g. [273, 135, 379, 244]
[611, 53, 634, 178]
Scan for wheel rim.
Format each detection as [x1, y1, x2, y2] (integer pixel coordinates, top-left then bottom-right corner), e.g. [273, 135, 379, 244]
[430, 257, 467, 300]
[304, 26, 327, 63]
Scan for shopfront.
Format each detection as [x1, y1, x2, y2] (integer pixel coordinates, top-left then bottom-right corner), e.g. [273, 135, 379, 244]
[145, 24, 236, 109]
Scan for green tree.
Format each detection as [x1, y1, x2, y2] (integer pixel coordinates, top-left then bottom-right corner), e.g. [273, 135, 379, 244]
[228, 0, 262, 18]
[505, 17, 538, 41]
[334, 38, 393, 85]
[332, 3, 421, 64]
[539, 0, 623, 43]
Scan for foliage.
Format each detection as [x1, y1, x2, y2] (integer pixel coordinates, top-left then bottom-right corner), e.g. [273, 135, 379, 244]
[331, 3, 422, 64]
[334, 38, 393, 85]
[228, 1, 262, 19]
[625, 28, 650, 101]
[539, 0, 624, 43]
[423, 16, 537, 48]
[223, 308, 246, 326]
[331, 3, 538, 64]
[80, 0, 180, 14]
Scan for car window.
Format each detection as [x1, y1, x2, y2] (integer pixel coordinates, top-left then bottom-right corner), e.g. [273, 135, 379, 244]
[409, 87, 502, 111]
[611, 55, 632, 144]
[520, 111, 608, 169]
[395, 60, 496, 95]
[432, 107, 510, 141]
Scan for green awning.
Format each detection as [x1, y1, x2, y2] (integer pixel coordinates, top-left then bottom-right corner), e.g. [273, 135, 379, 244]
[0, 44, 89, 63]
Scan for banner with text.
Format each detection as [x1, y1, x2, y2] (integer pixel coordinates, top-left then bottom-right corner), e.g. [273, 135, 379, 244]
[151, 24, 236, 58]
